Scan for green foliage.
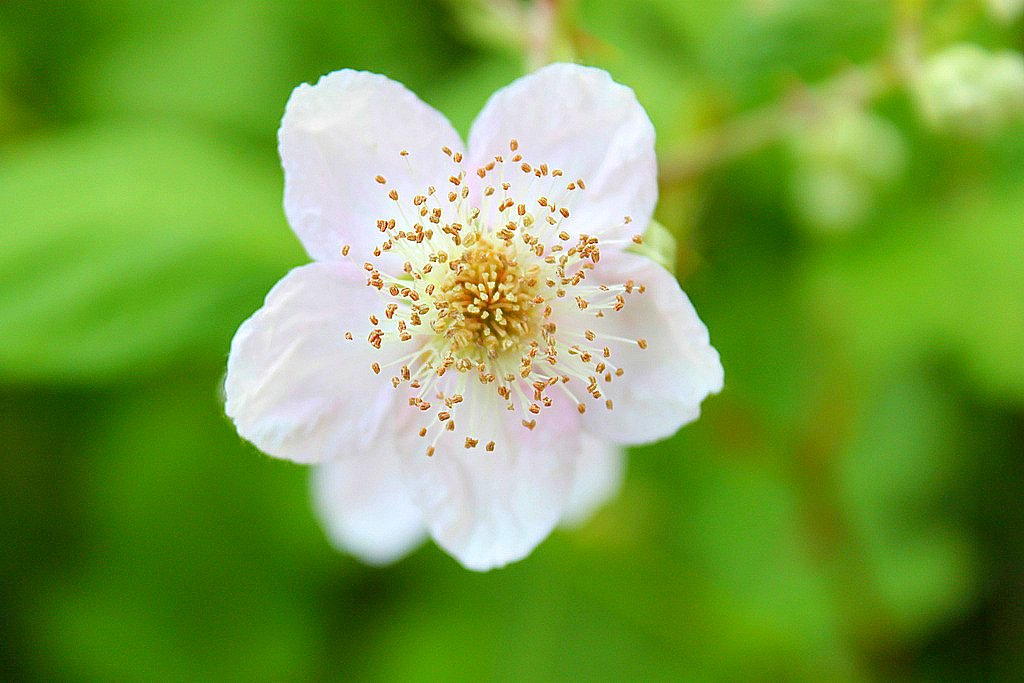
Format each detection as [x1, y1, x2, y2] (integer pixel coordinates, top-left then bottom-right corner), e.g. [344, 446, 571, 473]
[807, 149, 1024, 401]
[0, 124, 302, 382]
[1, 0, 1021, 680]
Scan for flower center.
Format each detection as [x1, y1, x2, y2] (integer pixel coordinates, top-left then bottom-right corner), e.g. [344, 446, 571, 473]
[345, 140, 649, 457]
[434, 237, 540, 361]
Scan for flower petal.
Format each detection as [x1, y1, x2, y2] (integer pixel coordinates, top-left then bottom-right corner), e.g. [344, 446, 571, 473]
[467, 63, 657, 245]
[399, 386, 581, 571]
[311, 445, 426, 566]
[560, 437, 625, 528]
[579, 252, 723, 444]
[225, 261, 399, 464]
[279, 69, 464, 262]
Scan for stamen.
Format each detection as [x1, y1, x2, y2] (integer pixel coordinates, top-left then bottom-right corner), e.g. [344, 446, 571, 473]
[358, 142, 646, 457]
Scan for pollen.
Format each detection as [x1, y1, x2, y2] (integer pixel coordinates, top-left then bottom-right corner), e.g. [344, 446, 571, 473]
[358, 140, 646, 457]
[433, 238, 540, 360]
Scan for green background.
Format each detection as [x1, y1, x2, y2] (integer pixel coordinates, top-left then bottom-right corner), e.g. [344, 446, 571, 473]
[2, 1, 1022, 679]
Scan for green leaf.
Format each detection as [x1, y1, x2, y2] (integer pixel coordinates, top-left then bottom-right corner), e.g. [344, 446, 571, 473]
[32, 375, 329, 680]
[805, 170, 1024, 403]
[0, 123, 304, 382]
[839, 372, 975, 638]
[70, 1, 296, 136]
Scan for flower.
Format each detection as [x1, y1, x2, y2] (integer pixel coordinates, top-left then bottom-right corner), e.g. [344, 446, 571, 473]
[225, 63, 723, 571]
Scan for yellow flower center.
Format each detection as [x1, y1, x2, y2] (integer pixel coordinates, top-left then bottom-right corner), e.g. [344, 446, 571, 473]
[346, 139, 650, 456]
[434, 237, 540, 361]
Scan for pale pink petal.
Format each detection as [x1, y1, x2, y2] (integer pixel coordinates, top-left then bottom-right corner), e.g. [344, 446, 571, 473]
[225, 261, 400, 464]
[311, 447, 426, 566]
[280, 70, 464, 262]
[578, 252, 723, 445]
[560, 436, 625, 528]
[466, 63, 656, 246]
[399, 385, 581, 571]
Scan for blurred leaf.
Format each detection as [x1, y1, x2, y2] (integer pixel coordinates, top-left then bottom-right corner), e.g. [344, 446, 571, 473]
[839, 372, 975, 639]
[0, 123, 303, 382]
[287, 0, 472, 103]
[591, 0, 889, 109]
[805, 165, 1024, 403]
[425, 53, 521, 137]
[31, 374, 330, 680]
[579, 0, 710, 147]
[693, 175, 820, 428]
[71, 2, 295, 136]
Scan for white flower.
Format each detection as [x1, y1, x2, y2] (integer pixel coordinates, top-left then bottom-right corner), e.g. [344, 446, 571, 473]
[225, 64, 723, 571]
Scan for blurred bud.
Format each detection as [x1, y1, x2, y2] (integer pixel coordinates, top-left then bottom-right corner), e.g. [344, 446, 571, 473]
[790, 167, 871, 231]
[627, 220, 678, 274]
[441, 0, 529, 55]
[787, 104, 906, 231]
[442, 0, 577, 67]
[914, 43, 1024, 135]
[986, 0, 1024, 23]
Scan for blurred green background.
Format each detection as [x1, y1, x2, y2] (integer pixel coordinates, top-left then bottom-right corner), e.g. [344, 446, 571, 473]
[2, 0, 1022, 679]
